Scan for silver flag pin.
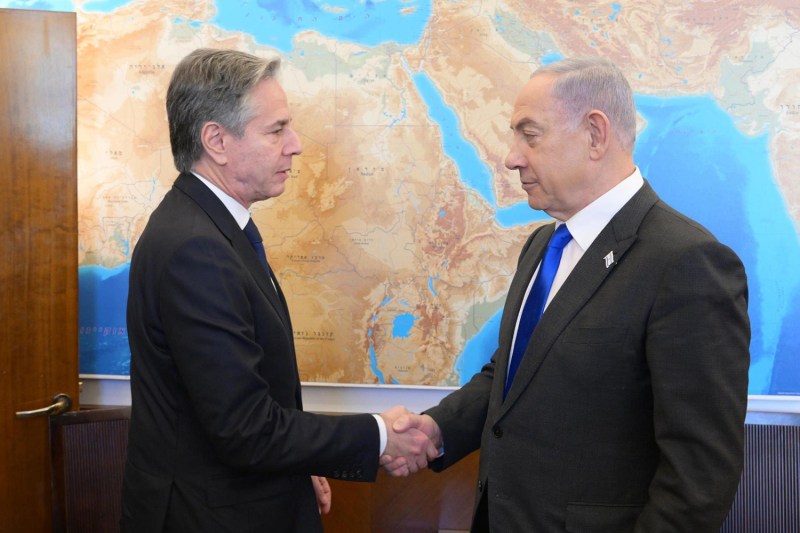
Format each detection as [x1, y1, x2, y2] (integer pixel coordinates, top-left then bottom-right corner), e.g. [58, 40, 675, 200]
[604, 251, 615, 269]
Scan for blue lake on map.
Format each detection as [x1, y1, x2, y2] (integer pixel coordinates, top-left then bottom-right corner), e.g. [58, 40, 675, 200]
[392, 313, 417, 339]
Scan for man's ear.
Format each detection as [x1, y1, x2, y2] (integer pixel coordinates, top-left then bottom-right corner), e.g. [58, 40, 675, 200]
[586, 109, 611, 160]
[200, 122, 228, 165]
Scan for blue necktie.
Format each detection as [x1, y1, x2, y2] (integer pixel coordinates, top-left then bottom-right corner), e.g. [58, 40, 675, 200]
[505, 224, 573, 398]
[243, 218, 270, 274]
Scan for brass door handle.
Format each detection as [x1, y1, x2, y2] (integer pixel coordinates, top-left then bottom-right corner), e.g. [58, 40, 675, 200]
[15, 393, 72, 418]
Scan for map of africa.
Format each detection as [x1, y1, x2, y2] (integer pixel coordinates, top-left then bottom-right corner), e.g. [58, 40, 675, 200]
[5, 0, 798, 395]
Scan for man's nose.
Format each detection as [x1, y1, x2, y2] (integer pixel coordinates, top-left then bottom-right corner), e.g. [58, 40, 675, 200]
[286, 126, 303, 156]
[504, 144, 525, 170]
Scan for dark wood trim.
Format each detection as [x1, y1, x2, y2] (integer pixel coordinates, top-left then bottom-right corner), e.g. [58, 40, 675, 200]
[50, 408, 131, 533]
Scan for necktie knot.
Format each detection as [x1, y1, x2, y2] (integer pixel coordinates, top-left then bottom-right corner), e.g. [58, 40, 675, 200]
[548, 224, 572, 251]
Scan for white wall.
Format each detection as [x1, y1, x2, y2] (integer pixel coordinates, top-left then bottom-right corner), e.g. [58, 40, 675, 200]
[81, 377, 800, 415]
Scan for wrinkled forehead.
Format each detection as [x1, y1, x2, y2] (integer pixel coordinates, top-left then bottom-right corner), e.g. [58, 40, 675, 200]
[510, 73, 559, 129]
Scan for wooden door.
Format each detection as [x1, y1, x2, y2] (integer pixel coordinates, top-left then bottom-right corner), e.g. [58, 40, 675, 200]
[0, 8, 78, 533]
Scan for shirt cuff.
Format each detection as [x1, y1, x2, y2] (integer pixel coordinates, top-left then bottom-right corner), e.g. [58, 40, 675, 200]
[372, 414, 387, 456]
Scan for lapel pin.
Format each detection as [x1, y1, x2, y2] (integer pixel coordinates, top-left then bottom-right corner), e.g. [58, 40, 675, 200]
[604, 251, 615, 269]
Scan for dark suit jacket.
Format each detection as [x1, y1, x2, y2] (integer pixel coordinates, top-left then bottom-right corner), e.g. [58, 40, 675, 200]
[427, 181, 750, 533]
[121, 173, 379, 533]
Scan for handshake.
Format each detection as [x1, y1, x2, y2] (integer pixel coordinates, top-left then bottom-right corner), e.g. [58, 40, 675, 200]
[378, 406, 443, 477]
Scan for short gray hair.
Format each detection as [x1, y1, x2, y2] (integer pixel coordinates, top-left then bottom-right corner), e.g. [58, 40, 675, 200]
[166, 48, 281, 173]
[534, 57, 636, 151]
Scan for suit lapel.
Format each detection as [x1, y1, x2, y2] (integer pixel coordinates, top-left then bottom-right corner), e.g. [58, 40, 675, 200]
[498, 182, 661, 413]
[173, 173, 293, 334]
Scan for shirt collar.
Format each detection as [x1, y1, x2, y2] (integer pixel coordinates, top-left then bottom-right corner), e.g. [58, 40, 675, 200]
[191, 171, 252, 230]
[562, 167, 644, 252]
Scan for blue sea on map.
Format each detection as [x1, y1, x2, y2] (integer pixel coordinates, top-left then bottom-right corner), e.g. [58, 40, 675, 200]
[635, 95, 800, 396]
[211, 0, 432, 53]
[79, 264, 131, 375]
[26, 0, 791, 394]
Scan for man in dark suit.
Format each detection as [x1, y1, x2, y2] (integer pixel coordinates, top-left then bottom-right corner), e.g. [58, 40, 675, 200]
[121, 48, 436, 533]
[384, 57, 750, 532]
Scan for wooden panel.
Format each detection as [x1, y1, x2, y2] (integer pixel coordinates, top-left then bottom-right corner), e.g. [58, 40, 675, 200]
[47, 406, 473, 533]
[322, 451, 478, 533]
[322, 476, 375, 533]
[0, 8, 78, 533]
[51, 408, 131, 533]
[34, 410, 800, 532]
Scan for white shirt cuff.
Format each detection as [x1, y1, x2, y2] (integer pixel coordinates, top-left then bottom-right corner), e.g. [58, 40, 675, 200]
[372, 414, 387, 456]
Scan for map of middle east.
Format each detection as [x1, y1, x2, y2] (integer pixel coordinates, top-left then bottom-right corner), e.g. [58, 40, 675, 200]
[15, 0, 797, 393]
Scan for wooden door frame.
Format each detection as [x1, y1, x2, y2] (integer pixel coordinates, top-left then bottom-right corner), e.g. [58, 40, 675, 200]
[0, 8, 78, 532]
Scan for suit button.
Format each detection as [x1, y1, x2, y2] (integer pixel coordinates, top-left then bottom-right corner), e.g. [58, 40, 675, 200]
[493, 426, 502, 438]
[356, 469, 362, 479]
[333, 470, 341, 478]
[477, 480, 483, 491]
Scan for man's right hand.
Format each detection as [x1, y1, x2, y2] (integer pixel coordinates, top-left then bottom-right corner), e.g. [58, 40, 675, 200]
[379, 412, 442, 477]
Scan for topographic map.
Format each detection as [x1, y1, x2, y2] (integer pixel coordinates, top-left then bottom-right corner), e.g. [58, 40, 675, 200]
[5, 0, 798, 394]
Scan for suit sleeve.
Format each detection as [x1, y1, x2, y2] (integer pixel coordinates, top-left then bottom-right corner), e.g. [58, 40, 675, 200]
[636, 240, 749, 532]
[425, 354, 494, 470]
[158, 234, 380, 480]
